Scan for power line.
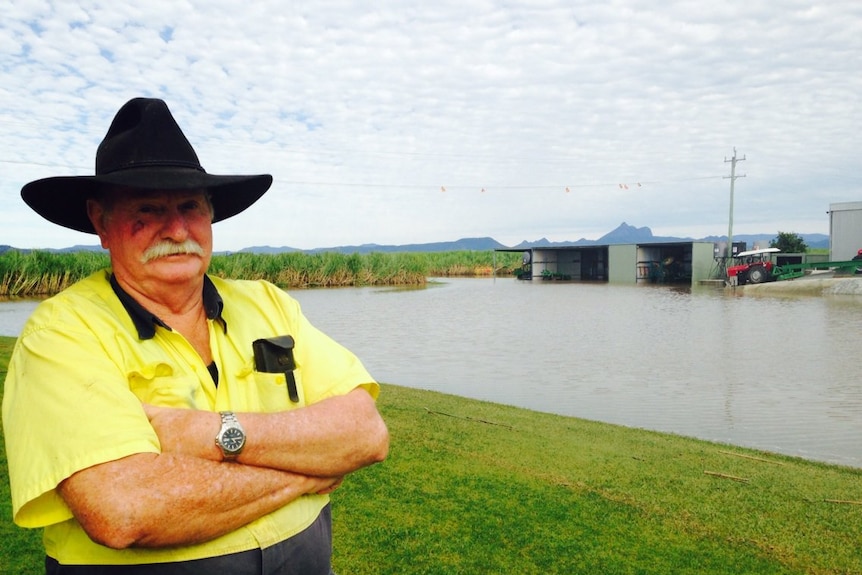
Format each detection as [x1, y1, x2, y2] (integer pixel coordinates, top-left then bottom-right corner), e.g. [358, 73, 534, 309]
[0, 157, 726, 192]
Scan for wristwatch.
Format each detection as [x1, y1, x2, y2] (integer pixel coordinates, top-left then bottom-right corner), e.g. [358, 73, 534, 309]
[215, 411, 246, 460]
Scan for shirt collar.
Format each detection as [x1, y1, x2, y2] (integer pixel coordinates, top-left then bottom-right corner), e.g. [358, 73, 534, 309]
[109, 274, 227, 340]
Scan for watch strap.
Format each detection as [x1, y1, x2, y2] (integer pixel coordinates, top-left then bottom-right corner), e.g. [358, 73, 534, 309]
[216, 411, 245, 460]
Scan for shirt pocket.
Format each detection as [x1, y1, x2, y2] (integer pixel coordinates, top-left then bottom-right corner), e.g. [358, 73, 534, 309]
[234, 365, 307, 411]
[127, 362, 205, 408]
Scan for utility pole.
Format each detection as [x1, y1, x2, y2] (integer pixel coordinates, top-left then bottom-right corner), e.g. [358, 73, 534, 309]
[724, 148, 746, 276]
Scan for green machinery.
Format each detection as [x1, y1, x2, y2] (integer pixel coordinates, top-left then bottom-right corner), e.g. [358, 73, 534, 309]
[771, 260, 861, 281]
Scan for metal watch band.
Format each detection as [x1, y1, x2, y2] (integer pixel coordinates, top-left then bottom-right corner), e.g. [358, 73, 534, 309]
[220, 411, 241, 427]
[216, 410, 245, 460]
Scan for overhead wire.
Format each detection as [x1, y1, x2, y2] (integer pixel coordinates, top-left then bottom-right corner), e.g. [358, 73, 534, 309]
[0, 155, 727, 193]
[1, 117, 729, 192]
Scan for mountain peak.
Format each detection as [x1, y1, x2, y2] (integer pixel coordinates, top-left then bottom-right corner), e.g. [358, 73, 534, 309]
[598, 222, 654, 243]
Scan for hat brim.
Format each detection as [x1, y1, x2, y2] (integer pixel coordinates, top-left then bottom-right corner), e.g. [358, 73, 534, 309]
[22, 167, 273, 234]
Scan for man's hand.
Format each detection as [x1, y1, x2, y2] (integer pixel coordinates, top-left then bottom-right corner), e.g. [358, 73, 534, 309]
[142, 404, 222, 461]
[315, 476, 344, 495]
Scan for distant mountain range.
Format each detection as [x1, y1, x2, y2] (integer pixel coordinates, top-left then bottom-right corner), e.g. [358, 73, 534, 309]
[0, 222, 830, 256]
[238, 222, 830, 254]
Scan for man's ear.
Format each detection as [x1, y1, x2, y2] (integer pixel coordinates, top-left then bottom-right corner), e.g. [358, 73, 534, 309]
[86, 199, 110, 249]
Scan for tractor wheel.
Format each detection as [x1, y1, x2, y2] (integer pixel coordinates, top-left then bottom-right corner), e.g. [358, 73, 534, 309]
[748, 266, 767, 284]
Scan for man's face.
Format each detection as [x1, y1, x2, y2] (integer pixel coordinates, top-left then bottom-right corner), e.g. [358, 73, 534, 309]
[88, 189, 214, 290]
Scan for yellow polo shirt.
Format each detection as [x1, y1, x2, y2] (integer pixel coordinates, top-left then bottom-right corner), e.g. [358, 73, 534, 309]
[2, 270, 378, 565]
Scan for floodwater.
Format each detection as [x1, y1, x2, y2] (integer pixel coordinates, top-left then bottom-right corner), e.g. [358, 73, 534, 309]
[2, 278, 860, 468]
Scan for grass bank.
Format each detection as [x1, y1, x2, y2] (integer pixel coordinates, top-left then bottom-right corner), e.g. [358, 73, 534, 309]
[2, 336, 860, 573]
[0, 250, 522, 296]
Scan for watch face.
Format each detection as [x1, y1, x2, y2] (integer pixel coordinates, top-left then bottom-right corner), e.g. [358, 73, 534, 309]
[221, 427, 245, 453]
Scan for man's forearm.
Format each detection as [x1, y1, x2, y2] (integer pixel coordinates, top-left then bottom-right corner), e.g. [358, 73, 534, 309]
[145, 388, 389, 476]
[59, 452, 335, 549]
[237, 388, 390, 475]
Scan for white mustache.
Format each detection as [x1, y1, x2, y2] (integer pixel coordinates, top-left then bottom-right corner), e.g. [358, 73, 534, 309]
[140, 240, 206, 263]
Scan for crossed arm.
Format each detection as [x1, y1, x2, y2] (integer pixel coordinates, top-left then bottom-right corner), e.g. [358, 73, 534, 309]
[57, 388, 389, 549]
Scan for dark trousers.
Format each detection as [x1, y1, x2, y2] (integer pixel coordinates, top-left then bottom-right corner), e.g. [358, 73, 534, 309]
[46, 505, 334, 575]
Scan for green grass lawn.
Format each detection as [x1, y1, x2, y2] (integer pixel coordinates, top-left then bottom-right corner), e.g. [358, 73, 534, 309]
[2, 335, 861, 574]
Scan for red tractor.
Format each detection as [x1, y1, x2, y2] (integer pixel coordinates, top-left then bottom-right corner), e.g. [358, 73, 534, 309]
[727, 247, 780, 286]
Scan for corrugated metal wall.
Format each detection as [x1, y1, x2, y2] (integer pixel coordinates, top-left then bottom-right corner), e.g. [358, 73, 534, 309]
[829, 202, 862, 261]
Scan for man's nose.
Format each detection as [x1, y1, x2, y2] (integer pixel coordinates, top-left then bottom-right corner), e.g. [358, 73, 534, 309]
[160, 208, 191, 239]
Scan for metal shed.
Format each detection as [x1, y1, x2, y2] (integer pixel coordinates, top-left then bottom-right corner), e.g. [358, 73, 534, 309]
[500, 241, 717, 285]
[828, 201, 862, 261]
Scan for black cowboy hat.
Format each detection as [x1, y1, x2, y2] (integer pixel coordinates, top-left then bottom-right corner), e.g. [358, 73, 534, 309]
[21, 97, 273, 234]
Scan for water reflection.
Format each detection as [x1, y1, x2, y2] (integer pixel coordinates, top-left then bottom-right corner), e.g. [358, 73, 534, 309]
[0, 299, 40, 335]
[289, 278, 862, 468]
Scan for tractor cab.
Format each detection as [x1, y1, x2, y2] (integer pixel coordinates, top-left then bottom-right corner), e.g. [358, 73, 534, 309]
[727, 247, 780, 286]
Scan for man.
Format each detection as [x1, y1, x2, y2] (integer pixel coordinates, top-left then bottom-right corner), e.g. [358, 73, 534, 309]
[2, 98, 389, 574]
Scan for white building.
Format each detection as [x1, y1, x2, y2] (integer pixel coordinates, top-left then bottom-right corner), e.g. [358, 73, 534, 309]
[828, 202, 862, 261]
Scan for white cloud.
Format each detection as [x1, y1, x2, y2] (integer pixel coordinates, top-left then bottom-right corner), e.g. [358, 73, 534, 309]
[1, 0, 860, 250]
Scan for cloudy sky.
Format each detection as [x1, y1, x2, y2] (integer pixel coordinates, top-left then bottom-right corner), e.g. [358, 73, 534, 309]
[2, 1, 860, 251]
